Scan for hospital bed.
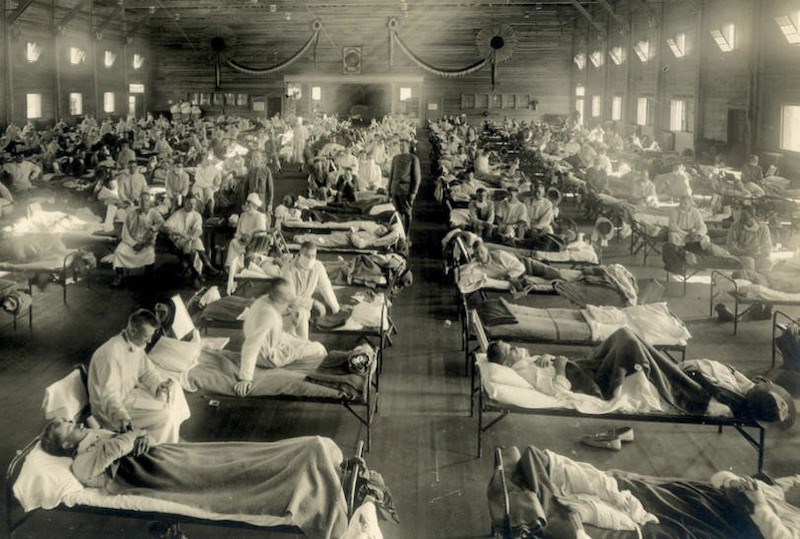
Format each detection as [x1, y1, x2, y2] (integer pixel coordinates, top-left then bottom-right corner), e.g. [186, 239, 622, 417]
[192, 287, 391, 385]
[710, 270, 800, 336]
[0, 249, 85, 306]
[466, 297, 689, 366]
[467, 316, 765, 469]
[6, 365, 382, 537]
[488, 445, 790, 538]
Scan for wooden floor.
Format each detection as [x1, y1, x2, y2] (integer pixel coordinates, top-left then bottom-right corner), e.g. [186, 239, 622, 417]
[3, 129, 800, 538]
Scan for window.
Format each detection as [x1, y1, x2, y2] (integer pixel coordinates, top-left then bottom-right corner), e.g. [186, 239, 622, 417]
[711, 24, 735, 52]
[776, 13, 800, 45]
[611, 96, 622, 121]
[667, 32, 686, 58]
[69, 93, 83, 115]
[589, 50, 604, 68]
[399, 87, 412, 101]
[26, 42, 42, 63]
[781, 105, 800, 152]
[636, 97, 651, 126]
[574, 53, 586, 70]
[104, 50, 117, 68]
[69, 47, 85, 65]
[670, 99, 687, 131]
[575, 85, 585, 97]
[286, 83, 301, 99]
[575, 99, 585, 125]
[591, 96, 602, 118]
[311, 86, 321, 101]
[26, 93, 42, 119]
[609, 46, 625, 65]
[132, 53, 144, 70]
[129, 95, 137, 118]
[129, 83, 145, 94]
[633, 40, 650, 63]
[103, 92, 115, 113]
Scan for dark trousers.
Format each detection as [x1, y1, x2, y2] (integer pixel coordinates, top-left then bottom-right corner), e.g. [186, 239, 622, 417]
[392, 194, 413, 234]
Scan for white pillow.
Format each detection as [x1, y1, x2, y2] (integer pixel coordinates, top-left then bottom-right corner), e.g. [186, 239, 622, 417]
[42, 369, 88, 421]
[12, 443, 83, 512]
[148, 336, 202, 377]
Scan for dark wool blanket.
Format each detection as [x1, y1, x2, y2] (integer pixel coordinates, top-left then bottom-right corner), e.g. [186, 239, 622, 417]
[109, 436, 348, 538]
[489, 445, 762, 539]
[573, 328, 709, 414]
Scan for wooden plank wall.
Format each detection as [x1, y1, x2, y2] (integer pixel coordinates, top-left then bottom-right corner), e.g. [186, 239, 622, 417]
[147, 6, 573, 122]
[0, 1, 152, 127]
[572, 0, 800, 176]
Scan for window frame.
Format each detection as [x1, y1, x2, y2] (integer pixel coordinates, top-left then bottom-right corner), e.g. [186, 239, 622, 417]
[103, 91, 115, 114]
[591, 95, 602, 118]
[780, 104, 800, 153]
[26, 93, 43, 120]
[636, 96, 651, 127]
[611, 96, 623, 121]
[69, 92, 83, 116]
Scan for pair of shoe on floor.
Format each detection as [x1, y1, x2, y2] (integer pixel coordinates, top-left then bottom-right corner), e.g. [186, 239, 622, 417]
[580, 427, 634, 451]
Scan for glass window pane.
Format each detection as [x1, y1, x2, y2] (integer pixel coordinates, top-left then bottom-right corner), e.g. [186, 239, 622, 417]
[103, 92, 115, 113]
[781, 105, 800, 152]
[26, 93, 42, 119]
[69, 93, 83, 115]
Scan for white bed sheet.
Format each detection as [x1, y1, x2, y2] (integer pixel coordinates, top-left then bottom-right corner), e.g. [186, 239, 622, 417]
[61, 488, 292, 528]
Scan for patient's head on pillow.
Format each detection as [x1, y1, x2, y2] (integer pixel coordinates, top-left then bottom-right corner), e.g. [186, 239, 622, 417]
[487, 341, 525, 367]
[40, 418, 87, 458]
[747, 382, 796, 430]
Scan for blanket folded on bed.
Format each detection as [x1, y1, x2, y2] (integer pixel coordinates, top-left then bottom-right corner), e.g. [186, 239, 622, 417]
[470, 296, 519, 327]
[305, 345, 374, 398]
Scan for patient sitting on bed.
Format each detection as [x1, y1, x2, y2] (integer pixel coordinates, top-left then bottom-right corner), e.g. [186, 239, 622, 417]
[487, 328, 796, 423]
[39, 420, 350, 538]
[235, 278, 327, 397]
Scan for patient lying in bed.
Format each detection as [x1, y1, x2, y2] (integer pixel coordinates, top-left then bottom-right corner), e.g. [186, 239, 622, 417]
[490, 444, 800, 538]
[39, 420, 350, 538]
[293, 220, 404, 250]
[487, 328, 796, 422]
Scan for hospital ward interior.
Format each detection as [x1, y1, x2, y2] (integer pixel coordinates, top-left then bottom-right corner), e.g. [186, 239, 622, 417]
[3, 0, 800, 537]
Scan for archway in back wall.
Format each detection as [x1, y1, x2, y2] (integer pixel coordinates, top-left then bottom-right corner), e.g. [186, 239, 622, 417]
[332, 83, 390, 126]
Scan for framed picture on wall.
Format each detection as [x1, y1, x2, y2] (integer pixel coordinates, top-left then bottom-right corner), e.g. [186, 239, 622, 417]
[460, 94, 475, 109]
[502, 94, 515, 109]
[515, 94, 529, 109]
[224, 92, 236, 106]
[199, 93, 211, 106]
[491, 94, 502, 108]
[475, 94, 488, 109]
[212, 93, 223, 106]
[236, 93, 248, 107]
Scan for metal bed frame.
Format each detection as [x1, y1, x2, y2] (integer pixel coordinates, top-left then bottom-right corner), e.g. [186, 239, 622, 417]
[200, 359, 380, 451]
[7, 431, 370, 537]
[466, 314, 766, 469]
[193, 287, 392, 385]
[709, 270, 800, 336]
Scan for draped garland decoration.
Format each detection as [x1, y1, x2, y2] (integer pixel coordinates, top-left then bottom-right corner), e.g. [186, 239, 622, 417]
[388, 17, 487, 78]
[211, 20, 322, 83]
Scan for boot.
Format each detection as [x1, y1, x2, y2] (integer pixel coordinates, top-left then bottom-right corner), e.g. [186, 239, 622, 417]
[715, 303, 735, 322]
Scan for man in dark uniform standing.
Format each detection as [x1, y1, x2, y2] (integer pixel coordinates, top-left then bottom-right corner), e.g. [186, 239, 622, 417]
[388, 139, 421, 235]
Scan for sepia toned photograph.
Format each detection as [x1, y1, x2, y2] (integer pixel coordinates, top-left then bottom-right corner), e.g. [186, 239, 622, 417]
[1, 1, 800, 538]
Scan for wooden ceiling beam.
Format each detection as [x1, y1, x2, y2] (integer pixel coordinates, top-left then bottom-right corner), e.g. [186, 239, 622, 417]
[58, 0, 93, 31]
[596, 0, 627, 31]
[569, 0, 606, 38]
[631, 0, 658, 27]
[7, 0, 35, 25]
[124, 8, 155, 41]
[94, 4, 124, 39]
